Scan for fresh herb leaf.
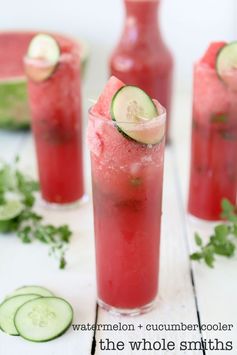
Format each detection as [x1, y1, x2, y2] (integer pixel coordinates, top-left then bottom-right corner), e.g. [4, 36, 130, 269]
[18, 226, 32, 243]
[213, 240, 235, 257]
[190, 198, 237, 267]
[15, 170, 39, 207]
[190, 252, 203, 261]
[0, 158, 72, 269]
[214, 224, 229, 242]
[0, 218, 19, 233]
[194, 233, 203, 246]
[131, 177, 142, 187]
[59, 256, 66, 269]
[221, 198, 237, 222]
[203, 245, 215, 268]
[0, 193, 6, 205]
[233, 224, 237, 237]
[211, 113, 228, 124]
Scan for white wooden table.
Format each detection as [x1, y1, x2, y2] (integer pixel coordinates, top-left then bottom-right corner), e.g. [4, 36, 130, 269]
[0, 91, 236, 355]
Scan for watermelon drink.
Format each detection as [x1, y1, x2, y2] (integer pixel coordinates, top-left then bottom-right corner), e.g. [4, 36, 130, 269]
[110, 0, 173, 138]
[188, 42, 237, 221]
[24, 34, 84, 205]
[88, 77, 166, 314]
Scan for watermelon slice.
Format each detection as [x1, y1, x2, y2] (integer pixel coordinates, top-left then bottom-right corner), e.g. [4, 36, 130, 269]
[201, 42, 226, 68]
[0, 31, 89, 130]
[93, 76, 125, 119]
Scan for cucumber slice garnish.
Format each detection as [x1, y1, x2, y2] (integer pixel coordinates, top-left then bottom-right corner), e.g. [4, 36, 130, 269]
[0, 294, 41, 335]
[7, 286, 53, 299]
[25, 34, 60, 82]
[0, 200, 24, 221]
[28, 34, 60, 64]
[111, 86, 164, 144]
[216, 42, 237, 90]
[14, 297, 73, 342]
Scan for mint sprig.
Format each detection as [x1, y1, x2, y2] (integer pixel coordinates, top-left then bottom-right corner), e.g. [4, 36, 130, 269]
[0, 157, 72, 269]
[190, 199, 237, 268]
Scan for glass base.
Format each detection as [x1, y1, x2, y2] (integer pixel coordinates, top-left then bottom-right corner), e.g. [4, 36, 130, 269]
[38, 193, 89, 211]
[97, 298, 156, 317]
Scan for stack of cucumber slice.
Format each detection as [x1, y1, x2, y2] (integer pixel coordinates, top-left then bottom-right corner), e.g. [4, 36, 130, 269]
[0, 285, 73, 342]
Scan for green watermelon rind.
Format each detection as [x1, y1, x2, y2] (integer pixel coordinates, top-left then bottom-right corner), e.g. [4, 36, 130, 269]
[0, 78, 30, 130]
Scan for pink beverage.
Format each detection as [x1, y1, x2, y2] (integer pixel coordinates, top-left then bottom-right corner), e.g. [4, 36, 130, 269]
[188, 42, 237, 221]
[110, 0, 173, 138]
[24, 34, 84, 205]
[88, 77, 166, 314]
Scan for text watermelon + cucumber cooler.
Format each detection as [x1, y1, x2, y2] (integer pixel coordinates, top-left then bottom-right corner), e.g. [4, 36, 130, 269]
[0, 31, 89, 130]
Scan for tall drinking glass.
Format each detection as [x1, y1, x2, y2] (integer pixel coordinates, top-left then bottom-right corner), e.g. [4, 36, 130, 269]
[88, 103, 166, 315]
[188, 44, 237, 221]
[24, 36, 84, 207]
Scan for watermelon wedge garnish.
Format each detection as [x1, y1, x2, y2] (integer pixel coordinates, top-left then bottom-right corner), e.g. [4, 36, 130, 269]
[200, 42, 226, 68]
[93, 76, 125, 119]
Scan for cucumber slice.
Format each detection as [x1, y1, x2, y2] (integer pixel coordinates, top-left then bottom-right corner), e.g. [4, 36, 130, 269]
[25, 34, 60, 82]
[0, 294, 41, 335]
[14, 297, 73, 342]
[216, 42, 237, 90]
[111, 86, 164, 144]
[7, 286, 54, 299]
[0, 200, 24, 221]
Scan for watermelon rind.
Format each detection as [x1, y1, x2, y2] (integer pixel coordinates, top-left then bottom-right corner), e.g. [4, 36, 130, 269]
[0, 78, 30, 130]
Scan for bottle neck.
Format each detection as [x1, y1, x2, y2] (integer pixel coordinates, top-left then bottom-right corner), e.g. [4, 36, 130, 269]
[124, 0, 160, 30]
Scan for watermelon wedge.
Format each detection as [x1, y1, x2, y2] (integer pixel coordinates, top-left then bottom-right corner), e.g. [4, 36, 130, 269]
[0, 31, 89, 130]
[93, 76, 125, 119]
[200, 42, 226, 68]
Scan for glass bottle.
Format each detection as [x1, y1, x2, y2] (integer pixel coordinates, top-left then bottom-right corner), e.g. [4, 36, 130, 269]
[110, 0, 173, 137]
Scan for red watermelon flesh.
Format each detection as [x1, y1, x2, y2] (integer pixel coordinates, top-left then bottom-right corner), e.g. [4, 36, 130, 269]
[200, 42, 226, 68]
[0, 32, 36, 79]
[92, 76, 125, 119]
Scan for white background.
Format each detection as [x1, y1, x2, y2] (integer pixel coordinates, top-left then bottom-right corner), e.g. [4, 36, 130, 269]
[1, 0, 236, 93]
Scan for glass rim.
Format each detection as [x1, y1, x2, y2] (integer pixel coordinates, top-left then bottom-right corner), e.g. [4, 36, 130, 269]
[88, 101, 166, 128]
[23, 48, 80, 67]
[194, 61, 218, 74]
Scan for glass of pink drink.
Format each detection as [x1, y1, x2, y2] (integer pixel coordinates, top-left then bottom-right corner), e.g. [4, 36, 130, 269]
[88, 77, 166, 315]
[188, 42, 237, 221]
[24, 34, 84, 207]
